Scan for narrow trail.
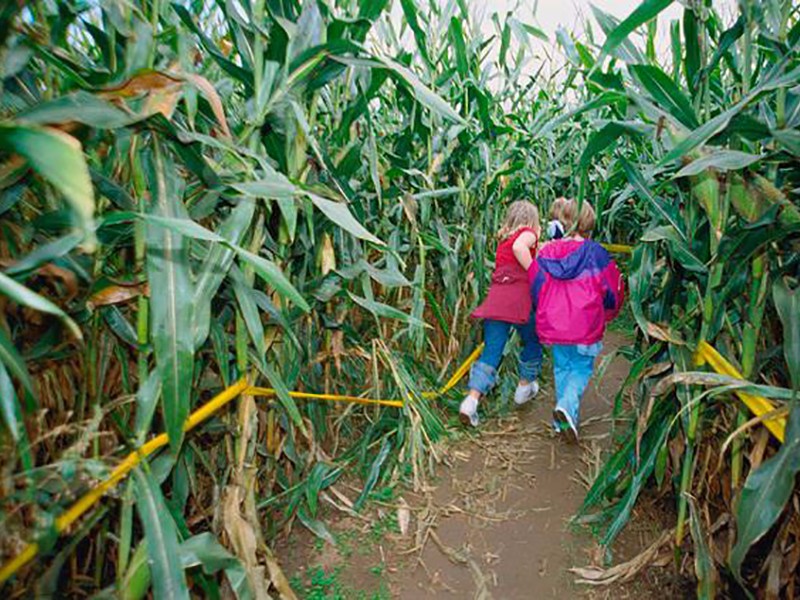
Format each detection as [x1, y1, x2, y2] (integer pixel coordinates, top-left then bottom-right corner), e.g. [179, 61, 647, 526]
[284, 332, 650, 599]
[394, 332, 629, 599]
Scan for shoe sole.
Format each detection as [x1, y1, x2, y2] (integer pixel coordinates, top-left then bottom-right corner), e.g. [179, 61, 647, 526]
[553, 409, 578, 444]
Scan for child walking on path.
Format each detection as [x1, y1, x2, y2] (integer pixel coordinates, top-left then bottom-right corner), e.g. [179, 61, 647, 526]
[530, 199, 624, 442]
[460, 201, 543, 427]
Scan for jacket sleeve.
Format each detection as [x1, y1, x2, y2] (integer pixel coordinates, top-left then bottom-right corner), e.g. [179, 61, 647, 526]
[602, 259, 624, 321]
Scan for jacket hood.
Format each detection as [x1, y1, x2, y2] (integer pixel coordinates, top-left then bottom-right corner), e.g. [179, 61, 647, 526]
[537, 240, 608, 280]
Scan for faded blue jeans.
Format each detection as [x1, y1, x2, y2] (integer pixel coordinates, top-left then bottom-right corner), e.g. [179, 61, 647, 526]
[552, 343, 602, 426]
[468, 318, 543, 395]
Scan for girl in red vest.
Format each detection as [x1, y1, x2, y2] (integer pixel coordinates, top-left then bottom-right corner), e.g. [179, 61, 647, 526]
[460, 201, 543, 427]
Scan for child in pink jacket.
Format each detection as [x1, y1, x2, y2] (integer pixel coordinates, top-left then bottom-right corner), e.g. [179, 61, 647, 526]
[529, 199, 624, 442]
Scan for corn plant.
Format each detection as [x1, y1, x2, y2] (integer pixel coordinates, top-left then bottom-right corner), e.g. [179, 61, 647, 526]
[566, 0, 800, 596]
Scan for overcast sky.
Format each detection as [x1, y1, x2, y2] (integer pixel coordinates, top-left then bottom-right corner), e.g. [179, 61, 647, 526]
[387, 0, 737, 68]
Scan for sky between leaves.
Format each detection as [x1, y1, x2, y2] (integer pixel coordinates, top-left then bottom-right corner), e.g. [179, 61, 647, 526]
[387, 0, 737, 75]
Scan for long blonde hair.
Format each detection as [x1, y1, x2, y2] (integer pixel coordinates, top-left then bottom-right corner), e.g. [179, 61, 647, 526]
[497, 201, 540, 240]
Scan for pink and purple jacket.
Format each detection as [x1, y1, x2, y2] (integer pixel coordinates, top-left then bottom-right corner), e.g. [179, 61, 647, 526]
[528, 239, 624, 345]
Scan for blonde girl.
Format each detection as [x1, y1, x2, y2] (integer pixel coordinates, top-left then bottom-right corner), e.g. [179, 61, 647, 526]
[460, 201, 543, 427]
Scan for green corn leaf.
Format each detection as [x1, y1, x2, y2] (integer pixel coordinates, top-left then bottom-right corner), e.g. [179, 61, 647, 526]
[620, 159, 687, 242]
[591, 6, 645, 64]
[172, 4, 254, 90]
[0, 124, 95, 250]
[354, 436, 393, 511]
[534, 91, 625, 138]
[658, 102, 744, 166]
[0, 326, 35, 401]
[381, 58, 466, 125]
[348, 292, 426, 326]
[773, 278, 800, 391]
[260, 361, 307, 435]
[144, 213, 309, 312]
[103, 306, 139, 348]
[305, 192, 383, 245]
[297, 506, 336, 545]
[0, 359, 23, 441]
[449, 17, 469, 77]
[5, 233, 82, 276]
[36, 507, 108, 598]
[231, 176, 296, 199]
[236, 248, 310, 312]
[121, 543, 152, 600]
[674, 150, 763, 178]
[0, 271, 81, 340]
[135, 371, 162, 443]
[232, 272, 267, 369]
[17, 91, 136, 129]
[305, 462, 332, 517]
[688, 496, 717, 599]
[683, 7, 700, 91]
[132, 468, 190, 600]
[698, 15, 745, 85]
[601, 401, 672, 545]
[193, 200, 255, 349]
[579, 121, 650, 168]
[640, 225, 707, 273]
[398, 0, 432, 68]
[179, 533, 251, 600]
[630, 64, 698, 129]
[599, 0, 673, 59]
[730, 404, 800, 579]
[144, 144, 195, 453]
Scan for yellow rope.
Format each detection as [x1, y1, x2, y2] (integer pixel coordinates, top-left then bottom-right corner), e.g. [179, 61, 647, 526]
[0, 378, 250, 585]
[247, 387, 404, 408]
[601, 243, 634, 255]
[0, 346, 485, 585]
[694, 341, 786, 443]
[423, 343, 485, 398]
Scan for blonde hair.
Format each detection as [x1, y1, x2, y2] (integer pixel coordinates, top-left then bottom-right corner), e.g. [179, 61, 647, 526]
[560, 198, 596, 237]
[497, 201, 540, 240]
[549, 197, 570, 221]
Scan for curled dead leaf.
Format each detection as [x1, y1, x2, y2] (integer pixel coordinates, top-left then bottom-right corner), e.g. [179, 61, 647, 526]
[645, 321, 684, 345]
[320, 233, 336, 276]
[88, 283, 148, 310]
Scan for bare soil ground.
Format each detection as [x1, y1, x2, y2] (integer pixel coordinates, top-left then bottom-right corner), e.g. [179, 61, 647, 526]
[281, 333, 692, 599]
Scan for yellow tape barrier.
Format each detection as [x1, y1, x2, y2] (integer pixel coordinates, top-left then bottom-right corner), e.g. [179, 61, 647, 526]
[0, 345, 485, 585]
[694, 341, 786, 443]
[602, 243, 634, 255]
[0, 243, 634, 584]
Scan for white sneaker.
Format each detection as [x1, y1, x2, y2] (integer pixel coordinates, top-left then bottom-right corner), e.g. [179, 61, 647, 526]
[459, 396, 480, 427]
[553, 407, 579, 443]
[514, 381, 540, 405]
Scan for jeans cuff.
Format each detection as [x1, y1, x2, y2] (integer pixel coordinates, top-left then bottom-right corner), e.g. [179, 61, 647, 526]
[577, 342, 603, 357]
[468, 361, 497, 395]
[519, 359, 541, 382]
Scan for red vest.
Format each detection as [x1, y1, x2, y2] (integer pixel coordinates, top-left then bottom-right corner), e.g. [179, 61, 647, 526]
[471, 228, 537, 324]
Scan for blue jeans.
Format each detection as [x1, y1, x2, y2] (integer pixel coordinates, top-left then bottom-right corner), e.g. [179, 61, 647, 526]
[468, 318, 543, 395]
[552, 343, 602, 425]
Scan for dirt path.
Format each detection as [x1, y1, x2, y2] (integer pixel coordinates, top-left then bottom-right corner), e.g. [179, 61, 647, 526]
[393, 332, 628, 599]
[284, 332, 643, 599]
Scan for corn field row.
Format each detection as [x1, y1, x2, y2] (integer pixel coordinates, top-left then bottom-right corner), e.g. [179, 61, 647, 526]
[0, 0, 798, 597]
